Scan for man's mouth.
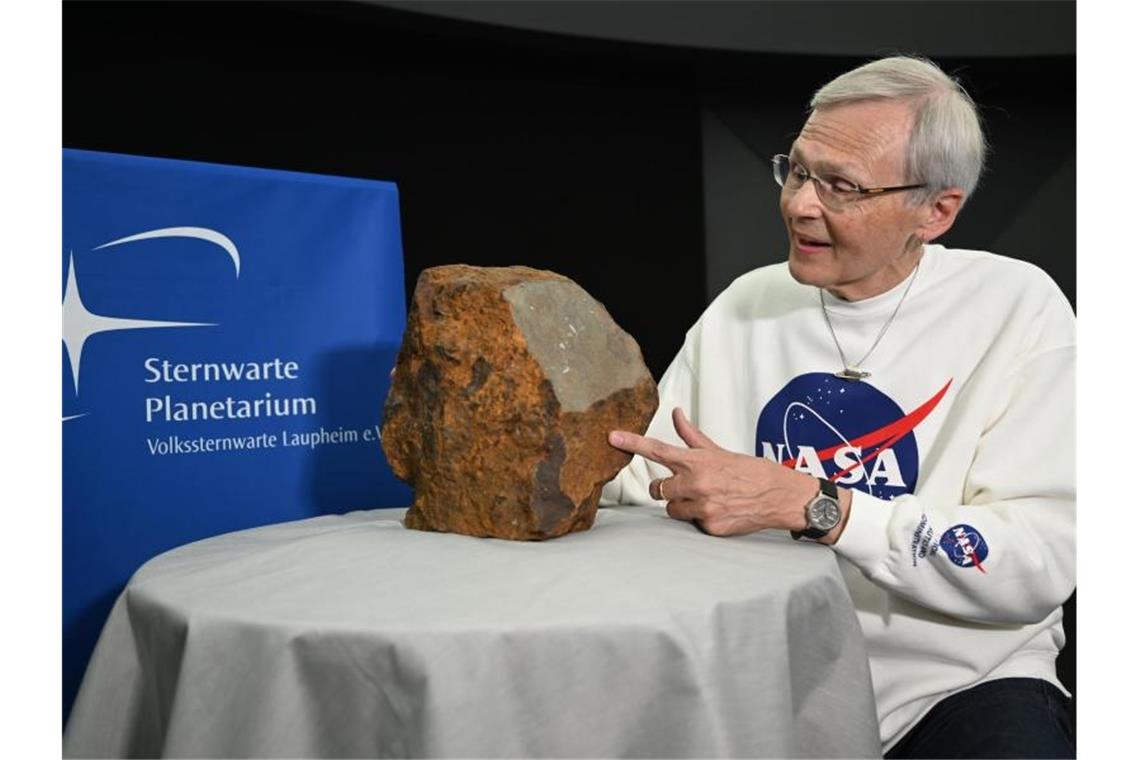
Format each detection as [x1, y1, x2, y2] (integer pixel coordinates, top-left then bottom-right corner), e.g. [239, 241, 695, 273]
[794, 234, 832, 252]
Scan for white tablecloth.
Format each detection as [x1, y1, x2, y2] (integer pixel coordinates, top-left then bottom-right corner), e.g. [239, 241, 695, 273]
[64, 505, 881, 758]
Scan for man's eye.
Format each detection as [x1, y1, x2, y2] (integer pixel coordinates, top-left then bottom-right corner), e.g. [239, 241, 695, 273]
[826, 176, 859, 194]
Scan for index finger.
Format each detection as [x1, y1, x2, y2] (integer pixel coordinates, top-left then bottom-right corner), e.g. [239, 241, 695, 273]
[608, 430, 690, 469]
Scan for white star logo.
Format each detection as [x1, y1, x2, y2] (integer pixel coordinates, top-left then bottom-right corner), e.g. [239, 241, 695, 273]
[62, 226, 241, 412]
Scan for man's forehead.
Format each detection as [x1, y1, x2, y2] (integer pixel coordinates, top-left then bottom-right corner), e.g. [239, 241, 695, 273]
[789, 136, 868, 176]
[792, 101, 911, 175]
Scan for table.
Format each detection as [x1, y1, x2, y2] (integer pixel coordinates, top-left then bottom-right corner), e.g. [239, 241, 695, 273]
[63, 505, 881, 758]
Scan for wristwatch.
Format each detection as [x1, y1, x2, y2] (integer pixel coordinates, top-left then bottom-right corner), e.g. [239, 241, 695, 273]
[791, 478, 842, 541]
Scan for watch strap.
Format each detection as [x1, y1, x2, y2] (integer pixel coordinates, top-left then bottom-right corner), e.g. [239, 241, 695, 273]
[791, 525, 829, 541]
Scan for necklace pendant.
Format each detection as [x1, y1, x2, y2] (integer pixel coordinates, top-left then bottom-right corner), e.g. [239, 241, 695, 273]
[835, 368, 871, 381]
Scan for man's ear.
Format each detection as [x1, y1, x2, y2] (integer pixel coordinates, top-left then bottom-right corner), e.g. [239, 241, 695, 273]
[916, 188, 965, 243]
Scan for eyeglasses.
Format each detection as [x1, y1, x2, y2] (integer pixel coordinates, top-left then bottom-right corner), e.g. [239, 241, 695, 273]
[771, 154, 926, 209]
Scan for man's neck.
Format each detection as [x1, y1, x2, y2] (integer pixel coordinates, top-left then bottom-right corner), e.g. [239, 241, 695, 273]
[826, 244, 924, 302]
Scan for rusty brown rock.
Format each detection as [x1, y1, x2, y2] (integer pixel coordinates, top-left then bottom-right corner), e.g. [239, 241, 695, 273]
[381, 264, 658, 540]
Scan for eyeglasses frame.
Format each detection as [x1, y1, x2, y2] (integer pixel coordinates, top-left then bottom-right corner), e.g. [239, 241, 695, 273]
[771, 153, 927, 203]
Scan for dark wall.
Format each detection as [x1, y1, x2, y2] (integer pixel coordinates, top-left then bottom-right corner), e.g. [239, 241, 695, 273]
[64, 0, 709, 380]
[63, 0, 1075, 728]
[377, 0, 1074, 57]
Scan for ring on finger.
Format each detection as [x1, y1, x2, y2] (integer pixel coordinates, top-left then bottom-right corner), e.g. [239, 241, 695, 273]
[659, 478, 669, 501]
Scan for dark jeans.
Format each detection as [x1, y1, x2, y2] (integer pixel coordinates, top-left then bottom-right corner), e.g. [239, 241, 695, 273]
[885, 678, 1075, 759]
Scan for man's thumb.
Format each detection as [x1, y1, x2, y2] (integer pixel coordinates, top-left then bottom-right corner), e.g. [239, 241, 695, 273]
[673, 407, 721, 450]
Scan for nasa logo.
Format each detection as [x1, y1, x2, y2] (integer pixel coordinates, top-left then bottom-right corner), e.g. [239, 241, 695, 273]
[938, 524, 989, 573]
[754, 373, 950, 502]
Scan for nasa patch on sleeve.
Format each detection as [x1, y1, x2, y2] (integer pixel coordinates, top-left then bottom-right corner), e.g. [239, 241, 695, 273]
[938, 524, 989, 573]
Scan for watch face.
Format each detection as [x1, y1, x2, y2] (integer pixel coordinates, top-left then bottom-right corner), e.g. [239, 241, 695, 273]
[809, 497, 841, 531]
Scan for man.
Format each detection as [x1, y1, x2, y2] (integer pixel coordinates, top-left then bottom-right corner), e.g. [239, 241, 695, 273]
[604, 56, 1075, 758]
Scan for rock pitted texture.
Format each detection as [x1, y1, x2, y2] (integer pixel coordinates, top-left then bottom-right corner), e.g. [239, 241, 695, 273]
[382, 265, 658, 540]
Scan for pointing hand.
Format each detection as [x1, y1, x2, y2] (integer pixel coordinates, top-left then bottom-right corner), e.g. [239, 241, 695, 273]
[608, 407, 822, 537]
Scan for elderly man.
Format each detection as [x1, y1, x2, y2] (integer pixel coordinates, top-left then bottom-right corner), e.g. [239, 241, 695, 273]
[605, 56, 1075, 758]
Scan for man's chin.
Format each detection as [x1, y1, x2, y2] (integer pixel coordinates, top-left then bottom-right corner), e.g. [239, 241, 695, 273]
[787, 254, 832, 288]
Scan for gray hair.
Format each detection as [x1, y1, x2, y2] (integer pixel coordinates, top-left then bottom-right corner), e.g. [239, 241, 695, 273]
[810, 56, 987, 203]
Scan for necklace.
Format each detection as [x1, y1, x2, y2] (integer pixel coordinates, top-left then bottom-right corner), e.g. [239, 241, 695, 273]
[820, 253, 922, 381]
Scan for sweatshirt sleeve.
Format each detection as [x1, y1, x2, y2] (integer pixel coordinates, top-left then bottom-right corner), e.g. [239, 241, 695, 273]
[833, 335, 1075, 626]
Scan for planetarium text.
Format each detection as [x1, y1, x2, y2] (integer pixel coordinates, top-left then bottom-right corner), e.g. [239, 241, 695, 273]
[143, 356, 318, 423]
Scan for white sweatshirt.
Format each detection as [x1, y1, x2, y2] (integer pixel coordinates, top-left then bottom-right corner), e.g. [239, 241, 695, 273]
[602, 244, 1075, 752]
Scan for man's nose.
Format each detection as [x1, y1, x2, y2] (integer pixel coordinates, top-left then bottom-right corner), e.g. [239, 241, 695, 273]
[784, 178, 825, 218]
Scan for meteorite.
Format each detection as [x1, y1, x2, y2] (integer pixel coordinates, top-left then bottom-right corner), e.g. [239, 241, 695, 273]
[381, 265, 657, 540]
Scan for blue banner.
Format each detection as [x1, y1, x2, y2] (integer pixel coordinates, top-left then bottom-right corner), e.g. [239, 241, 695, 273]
[62, 149, 411, 721]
